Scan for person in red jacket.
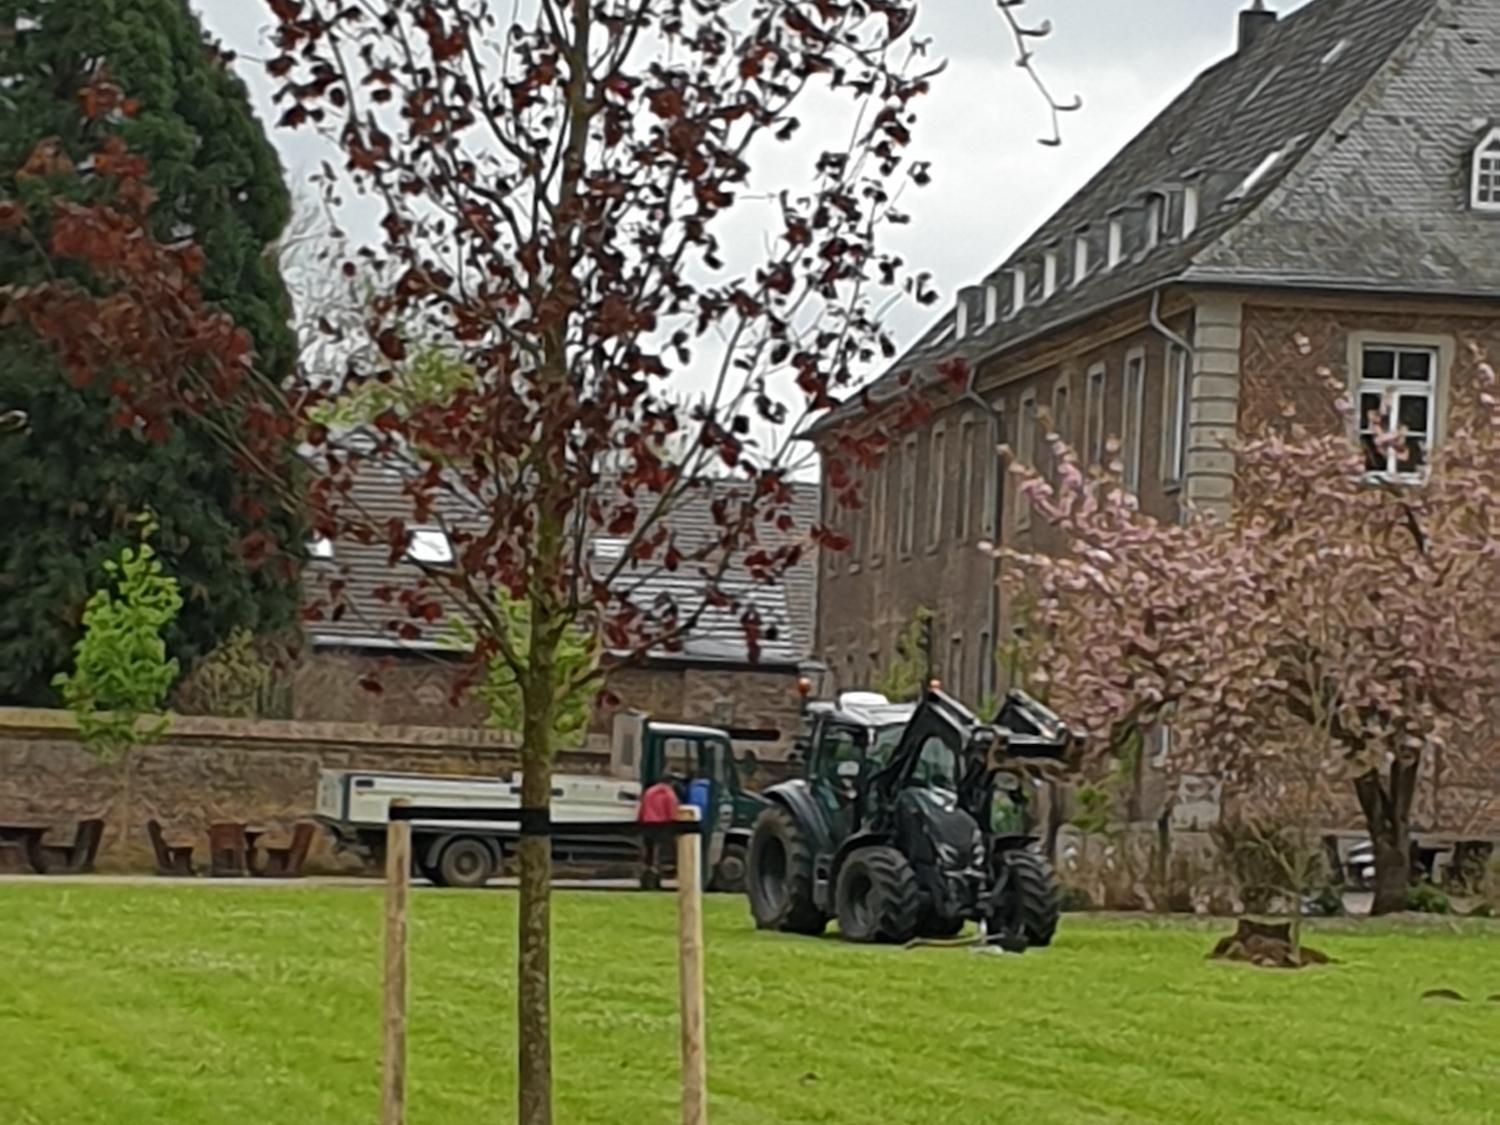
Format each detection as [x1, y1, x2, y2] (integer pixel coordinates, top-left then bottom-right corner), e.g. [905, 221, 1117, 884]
[638, 779, 680, 890]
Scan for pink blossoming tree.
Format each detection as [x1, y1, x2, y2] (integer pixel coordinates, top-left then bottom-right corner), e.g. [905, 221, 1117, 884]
[998, 354, 1500, 916]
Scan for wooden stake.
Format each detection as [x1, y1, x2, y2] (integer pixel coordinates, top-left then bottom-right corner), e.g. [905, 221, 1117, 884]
[676, 806, 707, 1125]
[383, 800, 411, 1125]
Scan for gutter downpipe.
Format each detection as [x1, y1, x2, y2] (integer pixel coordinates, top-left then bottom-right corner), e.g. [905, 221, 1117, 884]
[961, 362, 1005, 706]
[1148, 287, 1194, 362]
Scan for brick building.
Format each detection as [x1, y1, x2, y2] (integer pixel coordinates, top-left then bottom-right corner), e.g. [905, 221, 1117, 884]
[811, 0, 1500, 705]
[293, 473, 821, 760]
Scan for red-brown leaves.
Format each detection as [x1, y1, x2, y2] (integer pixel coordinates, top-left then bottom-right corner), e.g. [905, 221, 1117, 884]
[16, 139, 75, 182]
[936, 355, 970, 389]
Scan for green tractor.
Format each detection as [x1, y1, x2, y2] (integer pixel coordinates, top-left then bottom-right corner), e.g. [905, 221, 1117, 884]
[745, 686, 1071, 948]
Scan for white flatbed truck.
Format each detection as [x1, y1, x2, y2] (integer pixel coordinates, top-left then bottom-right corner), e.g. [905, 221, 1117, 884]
[313, 714, 770, 888]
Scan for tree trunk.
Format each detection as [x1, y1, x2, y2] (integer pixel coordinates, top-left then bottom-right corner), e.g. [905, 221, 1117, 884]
[518, 634, 560, 1125]
[1354, 755, 1419, 916]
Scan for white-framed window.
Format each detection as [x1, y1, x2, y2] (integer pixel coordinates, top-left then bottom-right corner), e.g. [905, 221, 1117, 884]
[406, 527, 454, 565]
[1051, 379, 1070, 485]
[1182, 185, 1200, 238]
[1122, 349, 1145, 494]
[1073, 234, 1090, 285]
[956, 418, 977, 542]
[1051, 379, 1071, 447]
[1473, 127, 1500, 212]
[982, 407, 1004, 539]
[1144, 196, 1163, 251]
[978, 628, 993, 702]
[307, 535, 335, 562]
[1357, 344, 1440, 478]
[1011, 265, 1027, 314]
[1017, 392, 1037, 530]
[1107, 217, 1123, 270]
[927, 426, 947, 551]
[1162, 344, 1191, 488]
[899, 435, 918, 557]
[868, 456, 888, 566]
[823, 483, 842, 577]
[847, 483, 863, 571]
[1084, 363, 1107, 466]
[1043, 251, 1059, 299]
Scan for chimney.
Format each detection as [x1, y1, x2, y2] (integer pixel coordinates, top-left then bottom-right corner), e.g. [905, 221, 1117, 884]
[1238, 1, 1277, 52]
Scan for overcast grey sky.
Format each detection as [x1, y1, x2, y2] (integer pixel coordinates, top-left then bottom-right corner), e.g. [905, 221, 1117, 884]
[194, 0, 1314, 352]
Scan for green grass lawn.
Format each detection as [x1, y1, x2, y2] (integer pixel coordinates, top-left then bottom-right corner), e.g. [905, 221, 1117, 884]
[1, 885, 1498, 1125]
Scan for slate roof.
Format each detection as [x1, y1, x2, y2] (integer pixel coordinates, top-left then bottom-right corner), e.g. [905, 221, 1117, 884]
[303, 464, 821, 667]
[814, 0, 1497, 433]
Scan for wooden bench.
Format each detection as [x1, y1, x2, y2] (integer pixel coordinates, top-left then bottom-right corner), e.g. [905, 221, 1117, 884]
[255, 823, 316, 879]
[0, 841, 28, 874]
[146, 819, 195, 876]
[208, 822, 249, 877]
[40, 819, 105, 874]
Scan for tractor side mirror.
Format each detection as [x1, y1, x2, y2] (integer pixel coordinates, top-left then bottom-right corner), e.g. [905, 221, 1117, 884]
[738, 750, 760, 780]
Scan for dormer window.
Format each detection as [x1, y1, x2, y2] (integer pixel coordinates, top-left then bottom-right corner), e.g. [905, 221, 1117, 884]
[405, 528, 454, 565]
[1144, 195, 1164, 251]
[1072, 232, 1090, 285]
[1183, 184, 1200, 237]
[984, 284, 999, 326]
[1011, 265, 1027, 314]
[1473, 128, 1500, 212]
[1107, 217, 1123, 269]
[1043, 250, 1059, 299]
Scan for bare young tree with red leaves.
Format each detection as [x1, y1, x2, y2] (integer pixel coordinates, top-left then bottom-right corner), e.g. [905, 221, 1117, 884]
[998, 356, 1500, 917]
[255, 4, 957, 1120]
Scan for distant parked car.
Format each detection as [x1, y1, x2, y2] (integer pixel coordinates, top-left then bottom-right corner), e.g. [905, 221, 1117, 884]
[1345, 839, 1376, 889]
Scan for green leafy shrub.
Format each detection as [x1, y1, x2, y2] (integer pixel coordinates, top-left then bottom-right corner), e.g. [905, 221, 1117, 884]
[1403, 882, 1453, 915]
[52, 517, 183, 759]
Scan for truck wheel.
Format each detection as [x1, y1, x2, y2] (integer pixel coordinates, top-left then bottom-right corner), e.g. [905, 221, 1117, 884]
[835, 846, 919, 944]
[997, 850, 1061, 947]
[746, 806, 826, 935]
[437, 837, 497, 889]
[711, 841, 748, 894]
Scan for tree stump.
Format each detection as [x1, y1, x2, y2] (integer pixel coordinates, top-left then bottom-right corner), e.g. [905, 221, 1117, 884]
[1209, 918, 1330, 970]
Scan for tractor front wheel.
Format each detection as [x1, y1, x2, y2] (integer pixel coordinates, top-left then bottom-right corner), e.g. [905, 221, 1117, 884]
[994, 849, 1061, 948]
[835, 846, 920, 944]
[711, 841, 748, 894]
[746, 806, 826, 935]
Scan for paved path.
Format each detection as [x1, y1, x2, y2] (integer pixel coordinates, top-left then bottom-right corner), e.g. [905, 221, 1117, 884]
[0, 873, 648, 891]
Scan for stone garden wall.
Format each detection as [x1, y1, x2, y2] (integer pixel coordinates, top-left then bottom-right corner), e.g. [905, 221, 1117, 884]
[0, 709, 609, 873]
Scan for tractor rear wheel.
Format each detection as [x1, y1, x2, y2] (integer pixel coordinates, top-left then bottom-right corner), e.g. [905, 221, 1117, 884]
[998, 849, 1061, 947]
[835, 846, 920, 944]
[746, 806, 826, 935]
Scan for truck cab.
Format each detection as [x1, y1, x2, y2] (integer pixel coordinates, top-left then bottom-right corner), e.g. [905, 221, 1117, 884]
[611, 712, 767, 891]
